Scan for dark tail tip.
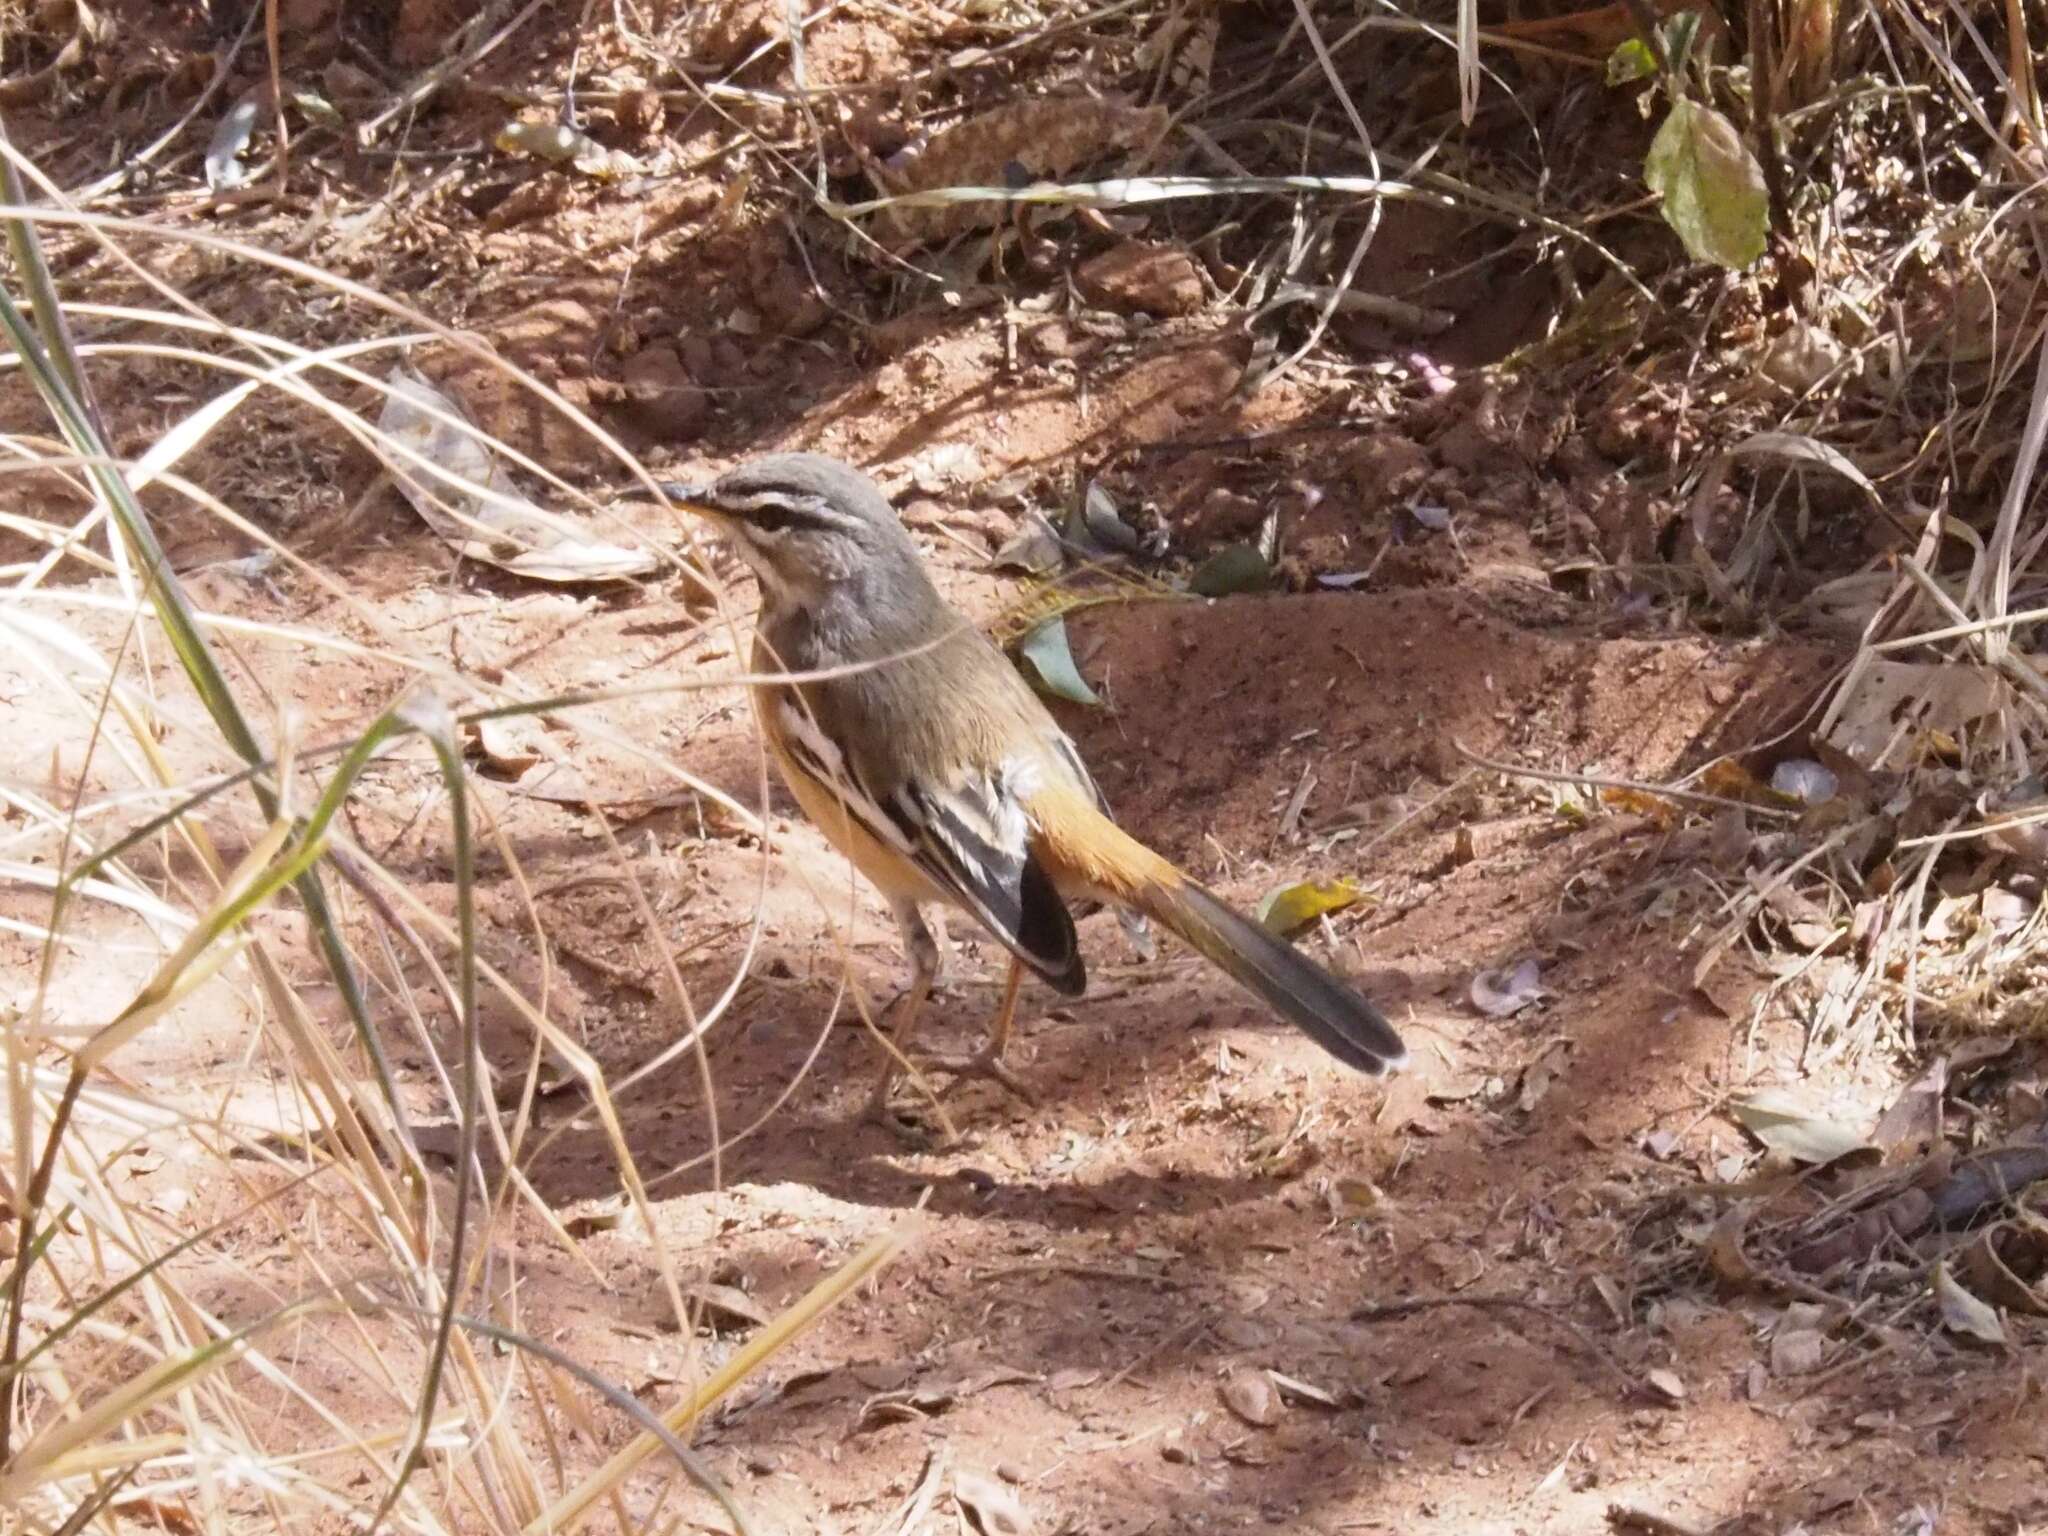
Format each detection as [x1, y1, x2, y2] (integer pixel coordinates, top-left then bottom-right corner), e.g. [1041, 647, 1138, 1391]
[1169, 884, 1407, 1075]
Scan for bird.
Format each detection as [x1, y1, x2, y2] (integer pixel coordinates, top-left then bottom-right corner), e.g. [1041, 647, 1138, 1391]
[662, 452, 1406, 1125]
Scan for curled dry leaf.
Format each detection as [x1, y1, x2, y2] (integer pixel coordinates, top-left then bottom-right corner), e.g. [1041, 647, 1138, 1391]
[467, 715, 549, 776]
[1729, 430, 1875, 495]
[685, 1282, 770, 1331]
[1960, 1220, 2048, 1318]
[1730, 1089, 1873, 1165]
[1073, 480, 1142, 555]
[1871, 1057, 1946, 1152]
[1471, 957, 1546, 1017]
[205, 92, 262, 190]
[376, 366, 657, 583]
[1317, 569, 1374, 590]
[955, 1467, 1032, 1536]
[1642, 1367, 1686, 1404]
[1822, 659, 2001, 764]
[1769, 759, 1837, 805]
[1600, 785, 1679, 824]
[1221, 1366, 1282, 1427]
[991, 513, 1064, 575]
[1013, 615, 1100, 706]
[1933, 1260, 2007, 1346]
[1266, 1370, 1342, 1409]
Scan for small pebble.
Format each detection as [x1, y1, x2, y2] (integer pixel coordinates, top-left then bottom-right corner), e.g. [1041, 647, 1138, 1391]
[996, 1461, 1026, 1485]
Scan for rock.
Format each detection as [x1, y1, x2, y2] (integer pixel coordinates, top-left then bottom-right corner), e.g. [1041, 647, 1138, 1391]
[1432, 389, 1525, 475]
[392, 0, 468, 67]
[615, 345, 707, 440]
[1076, 241, 1205, 318]
[1221, 1367, 1282, 1427]
[284, 0, 339, 29]
[1184, 485, 1264, 542]
[1024, 318, 1105, 364]
[1343, 434, 1431, 504]
[750, 254, 829, 337]
[677, 332, 717, 382]
[614, 87, 665, 142]
[696, 0, 784, 69]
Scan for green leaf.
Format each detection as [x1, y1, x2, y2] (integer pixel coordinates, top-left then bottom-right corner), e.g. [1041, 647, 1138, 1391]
[1190, 543, 1272, 596]
[1606, 37, 1657, 84]
[1256, 878, 1364, 936]
[1644, 98, 1768, 270]
[1662, 10, 1704, 77]
[1015, 615, 1100, 705]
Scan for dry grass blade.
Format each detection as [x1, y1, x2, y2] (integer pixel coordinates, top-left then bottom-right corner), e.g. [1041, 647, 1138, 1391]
[0, 105, 896, 1535]
[525, 1228, 910, 1536]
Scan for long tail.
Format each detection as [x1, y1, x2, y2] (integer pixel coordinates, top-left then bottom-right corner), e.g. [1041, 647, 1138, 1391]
[1141, 880, 1408, 1075]
[1031, 786, 1407, 1075]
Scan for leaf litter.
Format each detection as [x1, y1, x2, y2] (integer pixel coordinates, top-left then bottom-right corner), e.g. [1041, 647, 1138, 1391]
[376, 365, 657, 583]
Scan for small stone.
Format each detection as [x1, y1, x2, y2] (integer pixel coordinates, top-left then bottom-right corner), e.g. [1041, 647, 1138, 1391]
[616, 345, 707, 440]
[1221, 1367, 1282, 1427]
[1075, 241, 1205, 318]
[1770, 1328, 1826, 1377]
[1643, 1367, 1686, 1404]
[677, 333, 717, 381]
[615, 87, 666, 141]
[750, 253, 830, 337]
[1759, 319, 1846, 394]
[392, 0, 467, 66]
[996, 1461, 1026, 1484]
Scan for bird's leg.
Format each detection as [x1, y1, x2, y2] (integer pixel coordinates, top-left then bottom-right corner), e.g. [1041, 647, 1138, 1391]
[865, 907, 951, 1021]
[866, 899, 939, 1127]
[929, 955, 1037, 1106]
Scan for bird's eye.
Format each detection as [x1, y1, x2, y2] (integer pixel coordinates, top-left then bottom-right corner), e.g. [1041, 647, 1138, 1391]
[744, 500, 799, 535]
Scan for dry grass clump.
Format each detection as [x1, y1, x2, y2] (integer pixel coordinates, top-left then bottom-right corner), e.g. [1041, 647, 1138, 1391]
[0, 124, 906, 1536]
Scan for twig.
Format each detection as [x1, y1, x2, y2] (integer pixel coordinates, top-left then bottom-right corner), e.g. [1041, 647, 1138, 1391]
[974, 1261, 1184, 1287]
[1350, 1292, 1638, 1392]
[869, 1446, 949, 1536]
[1606, 1505, 1713, 1536]
[1449, 738, 1802, 820]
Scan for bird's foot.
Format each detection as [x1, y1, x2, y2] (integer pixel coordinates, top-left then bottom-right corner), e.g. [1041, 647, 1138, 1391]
[925, 1046, 1038, 1108]
[864, 1077, 966, 1147]
[850, 972, 954, 1028]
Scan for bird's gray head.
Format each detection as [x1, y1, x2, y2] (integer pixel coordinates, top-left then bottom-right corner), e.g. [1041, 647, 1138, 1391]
[662, 452, 921, 608]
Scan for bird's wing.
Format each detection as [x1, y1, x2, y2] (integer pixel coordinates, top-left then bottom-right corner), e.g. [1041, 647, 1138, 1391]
[771, 693, 1085, 995]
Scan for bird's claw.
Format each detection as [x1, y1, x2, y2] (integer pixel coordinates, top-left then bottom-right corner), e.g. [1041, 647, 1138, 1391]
[924, 1048, 1038, 1107]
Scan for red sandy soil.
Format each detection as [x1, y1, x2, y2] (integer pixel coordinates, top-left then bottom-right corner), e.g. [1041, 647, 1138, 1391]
[2, 3, 2040, 1534]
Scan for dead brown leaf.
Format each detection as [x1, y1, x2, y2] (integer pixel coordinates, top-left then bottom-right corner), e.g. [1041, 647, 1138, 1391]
[1220, 1366, 1282, 1427]
[956, 1466, 1032, 1536]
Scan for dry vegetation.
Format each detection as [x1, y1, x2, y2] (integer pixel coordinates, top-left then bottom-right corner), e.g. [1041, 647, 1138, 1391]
[7, 0, 2048, 1533]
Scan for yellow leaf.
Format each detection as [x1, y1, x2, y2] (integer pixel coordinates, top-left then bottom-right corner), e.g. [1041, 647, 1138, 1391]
[1256, 878, 1365, 936]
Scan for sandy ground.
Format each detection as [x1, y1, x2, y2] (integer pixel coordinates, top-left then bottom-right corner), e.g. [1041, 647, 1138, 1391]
[4, 3, 2045, 1533]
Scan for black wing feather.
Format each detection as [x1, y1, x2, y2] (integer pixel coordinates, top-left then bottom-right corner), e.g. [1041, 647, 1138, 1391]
[893, 778, 1086, 996]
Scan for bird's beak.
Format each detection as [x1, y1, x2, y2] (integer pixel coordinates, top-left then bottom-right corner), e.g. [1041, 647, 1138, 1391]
[657, 481, 729, 525]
